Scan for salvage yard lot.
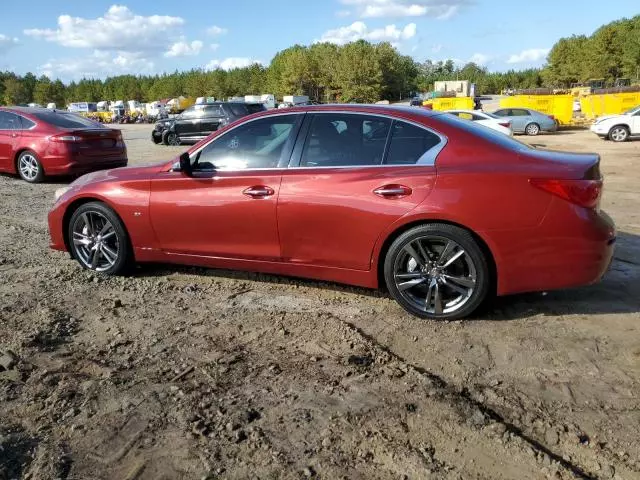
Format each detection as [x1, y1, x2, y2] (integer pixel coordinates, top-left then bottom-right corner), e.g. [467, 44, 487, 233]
[1, 124, 639, 479]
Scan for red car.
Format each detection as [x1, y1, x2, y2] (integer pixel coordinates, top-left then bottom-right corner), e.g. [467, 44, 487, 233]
[0, 107, 127, 183]
[48, 105, 615, 320]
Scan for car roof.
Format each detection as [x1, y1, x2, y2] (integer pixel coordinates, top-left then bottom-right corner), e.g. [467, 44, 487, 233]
[0, 106, 70, 114]
[258, 103, 443, 118]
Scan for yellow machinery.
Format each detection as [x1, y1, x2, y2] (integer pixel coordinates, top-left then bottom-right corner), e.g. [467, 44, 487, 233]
[500, 94, 574, 126]
[424, 97, 474, 111]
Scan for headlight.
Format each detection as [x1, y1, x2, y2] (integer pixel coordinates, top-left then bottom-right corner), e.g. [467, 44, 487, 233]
[54, 186, 71, 201]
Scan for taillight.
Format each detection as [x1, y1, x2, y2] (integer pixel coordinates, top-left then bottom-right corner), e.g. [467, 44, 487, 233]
[499, 121, 511, 128]
[530, 178, 602, 209]
[51, 134, 82, 142]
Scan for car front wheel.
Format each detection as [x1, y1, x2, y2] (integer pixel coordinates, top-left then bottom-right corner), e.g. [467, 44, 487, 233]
[609, 126, 629, 142]
[163, 131, 181, 146]
[68, 202, 132, 275]
[384, 224, 490, 320]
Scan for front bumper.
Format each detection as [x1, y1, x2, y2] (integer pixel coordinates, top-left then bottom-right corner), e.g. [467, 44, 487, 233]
[590, 124, 609, 136]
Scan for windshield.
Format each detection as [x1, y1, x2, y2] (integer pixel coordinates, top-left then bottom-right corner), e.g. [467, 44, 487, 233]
[623, 105, 640, 115]
[33, 111, 105, 129]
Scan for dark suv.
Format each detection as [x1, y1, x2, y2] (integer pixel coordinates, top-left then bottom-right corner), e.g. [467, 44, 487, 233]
[152, 102, 266, 145]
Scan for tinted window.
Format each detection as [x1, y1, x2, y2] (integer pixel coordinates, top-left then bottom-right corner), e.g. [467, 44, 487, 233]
[511, 109, 529, 116]
[32, 111, 103, 129]
[300, 114, 391, 167]
[180, 106, 197, 119]
[493, 109, 509, 117]
[203, 105, 224, 116]
[0, 111, 22, 130]
[225, 103, 266, 117]
[196, 114, 299, 170]
[384, 121, 441, 165]
[19, 116, 36, 129]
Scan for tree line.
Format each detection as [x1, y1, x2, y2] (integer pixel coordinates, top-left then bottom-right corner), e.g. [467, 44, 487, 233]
[0, 14, 637, 106]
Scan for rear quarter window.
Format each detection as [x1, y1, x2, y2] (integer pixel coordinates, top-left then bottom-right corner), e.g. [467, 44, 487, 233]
[33, 112, 104, 129]
[436, 113, 532, 151]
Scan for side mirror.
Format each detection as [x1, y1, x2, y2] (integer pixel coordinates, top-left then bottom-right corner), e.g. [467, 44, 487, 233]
[179, 152, 193, 177]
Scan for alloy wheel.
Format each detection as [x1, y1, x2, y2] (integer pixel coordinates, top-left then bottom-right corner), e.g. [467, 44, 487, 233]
[610, 127, 628, 142]
[393, 235, 477, 315]
[71, 211, 120, 272]
[19, 154, 39, 181]
[526, 123, 540, 136]
[167, 133, 180, 146]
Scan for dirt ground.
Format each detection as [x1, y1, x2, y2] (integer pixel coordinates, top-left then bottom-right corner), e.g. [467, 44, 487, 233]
[1, 125, 639, 480]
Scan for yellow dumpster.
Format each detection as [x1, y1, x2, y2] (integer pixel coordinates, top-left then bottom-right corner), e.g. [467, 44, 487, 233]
[580, 92, 640, 119]
[430, 97, 474, 111]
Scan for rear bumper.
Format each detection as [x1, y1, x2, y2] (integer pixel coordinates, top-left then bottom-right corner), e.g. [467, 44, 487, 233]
[491, 202, 615, 296]
[45, 157, 128, 175]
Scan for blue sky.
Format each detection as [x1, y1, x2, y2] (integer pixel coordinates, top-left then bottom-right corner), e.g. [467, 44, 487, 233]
[0, 0, 638, 81]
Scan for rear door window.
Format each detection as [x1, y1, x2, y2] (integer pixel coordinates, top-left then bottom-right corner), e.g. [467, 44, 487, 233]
[0, 111, 22, 130]
[32, 112, 104, 129]
[511, 109, 529, 116]
[384, 121, 442, 165]
[299, 113, 391, 167]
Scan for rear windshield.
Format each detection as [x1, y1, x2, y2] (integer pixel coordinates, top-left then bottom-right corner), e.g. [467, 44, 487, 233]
[33, 111, 105, 129]
[225, 103, 266, 117]
[436, 112, 533, 151]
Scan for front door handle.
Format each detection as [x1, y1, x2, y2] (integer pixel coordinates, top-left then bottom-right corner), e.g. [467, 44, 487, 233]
[373, 184, 412, 198]
[243, 185, 275, 198]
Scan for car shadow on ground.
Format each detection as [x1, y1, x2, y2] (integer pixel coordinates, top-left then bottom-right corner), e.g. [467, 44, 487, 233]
[0, 172, 79, 185]
[135, 231, 640, 320]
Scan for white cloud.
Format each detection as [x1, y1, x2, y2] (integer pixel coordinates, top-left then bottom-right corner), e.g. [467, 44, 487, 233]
[210, 43, 220, 51]
[24, 5, 184, 52]
[340, 0, 469, 19]
[207, 25, 228, 36]
[507, 47, 550, 64]
[39, 50, 154, 80]
[318, 21, 416, 45]
[164, 39, 203, 57]
[205, 57, 262, 71]
[469, 52, 489, 65]
[0, 34, 19, 54]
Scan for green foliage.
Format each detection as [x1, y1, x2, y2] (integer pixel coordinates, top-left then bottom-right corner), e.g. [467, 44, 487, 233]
[1, 15, 638, 107]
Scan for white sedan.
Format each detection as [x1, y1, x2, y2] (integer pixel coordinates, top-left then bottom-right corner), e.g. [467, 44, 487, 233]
[445, 109, 513, 136]
[590, 105, 640, 142]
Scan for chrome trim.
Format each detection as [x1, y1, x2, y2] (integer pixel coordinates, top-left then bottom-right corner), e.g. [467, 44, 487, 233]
[180, 110, 447, 172]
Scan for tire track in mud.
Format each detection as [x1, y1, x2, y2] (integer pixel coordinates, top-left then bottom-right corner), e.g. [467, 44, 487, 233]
[338, 318, 600, 480]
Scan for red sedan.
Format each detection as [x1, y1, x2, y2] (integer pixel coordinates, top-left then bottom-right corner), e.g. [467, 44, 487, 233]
[48, 105, 615, 320]
[0, 107, 127, 183]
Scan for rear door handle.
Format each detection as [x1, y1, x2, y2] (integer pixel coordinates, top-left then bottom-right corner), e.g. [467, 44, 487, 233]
[243, 185, 275, 198]
[373, 184, 412, 198]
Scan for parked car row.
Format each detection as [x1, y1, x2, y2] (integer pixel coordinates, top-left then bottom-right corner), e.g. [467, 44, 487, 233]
[443, 108, 558, 137]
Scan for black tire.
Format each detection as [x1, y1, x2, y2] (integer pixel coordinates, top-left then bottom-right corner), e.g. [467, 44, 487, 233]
[163, 131, 180, 146]
[525, 123, 540, 136]
[383, 224, 490, 320]
[16, 150, 45, 183]
[608, 125, 629, 142]
[152, 134, 162, 144]
[68, 202, 133, 275]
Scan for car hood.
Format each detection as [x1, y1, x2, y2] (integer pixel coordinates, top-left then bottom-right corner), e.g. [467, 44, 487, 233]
[595, 114, 624, 123]
[71, 163, 165, 188]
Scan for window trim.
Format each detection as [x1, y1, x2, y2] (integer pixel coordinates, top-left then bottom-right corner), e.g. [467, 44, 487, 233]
[290, 112, 446, 169]
[183, 112, 305, 172]
[179, 110, 447, 173]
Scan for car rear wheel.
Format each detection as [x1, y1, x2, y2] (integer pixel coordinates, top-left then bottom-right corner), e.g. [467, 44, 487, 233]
[17, 151, 45, 183]
[384, 224, 490, 320]
[68, 202, 132, 275]
[525, 123, 540, 136]
[163, 131, 180, 146]
[609, 126, 629, 142]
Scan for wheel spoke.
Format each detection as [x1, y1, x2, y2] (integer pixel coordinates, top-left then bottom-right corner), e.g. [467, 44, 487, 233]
[101, 230, 116, 241]
[442, 249, 465, 268]
[101, 244, 118, 264]
[72, 232, 91, 246]
[397, 277, 427, 291]
[424, 278, 435, 309]
[403, 243, 426, 268]
[395, 272, 423, 280]
[90, 247, 101, 269]
[433, 283, 443, 315]
[442, 274, 475, 288]
[437, 241, 455, 266]
[99, 221, 113, 237]
[81, 213, 93, 236]
[442, 278, 468, 296]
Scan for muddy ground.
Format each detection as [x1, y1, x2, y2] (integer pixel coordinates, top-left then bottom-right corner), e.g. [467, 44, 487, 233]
[1, 125, 639, 480]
